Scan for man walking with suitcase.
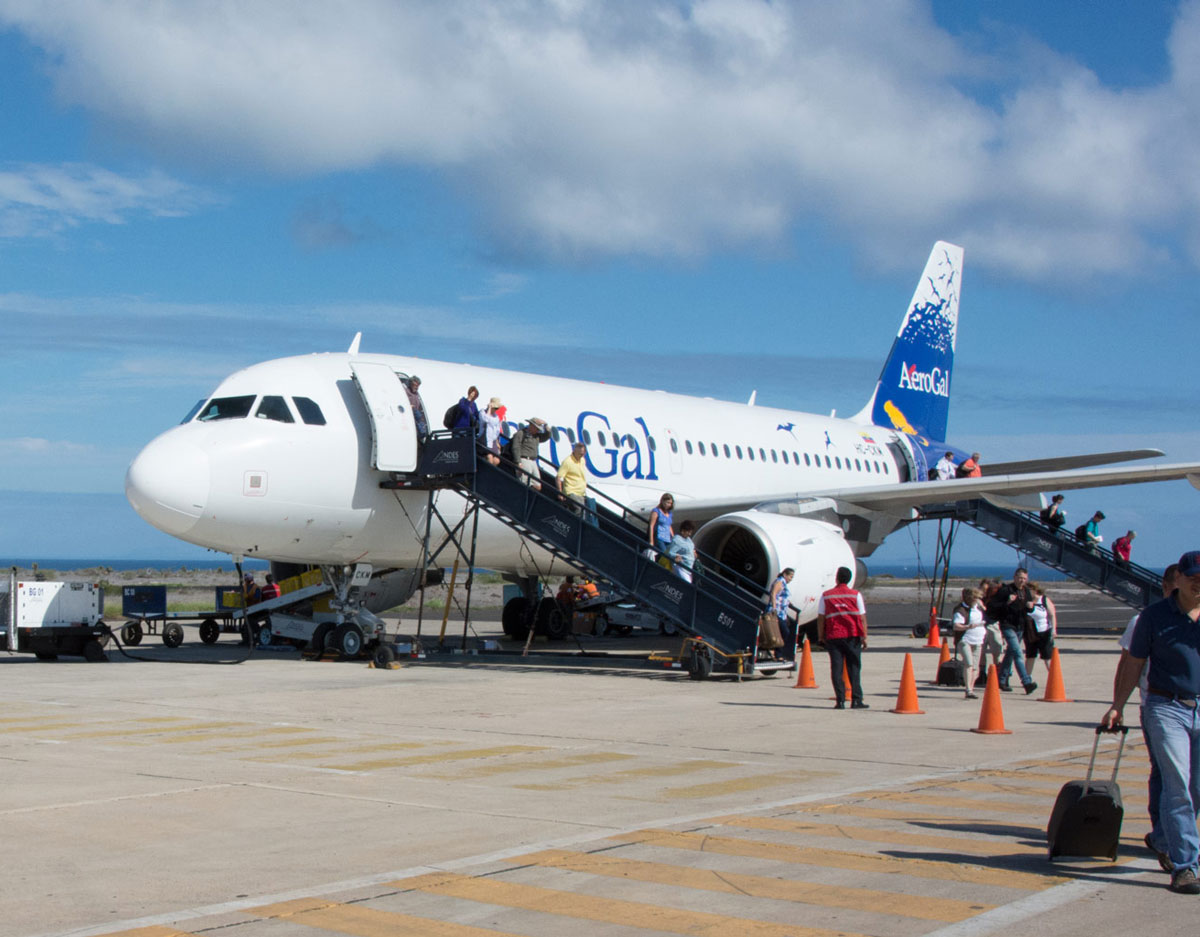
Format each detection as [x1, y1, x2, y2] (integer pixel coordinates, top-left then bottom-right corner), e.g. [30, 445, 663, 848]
[817, 566, 869, 710]
[1103, 551, 1200, 894]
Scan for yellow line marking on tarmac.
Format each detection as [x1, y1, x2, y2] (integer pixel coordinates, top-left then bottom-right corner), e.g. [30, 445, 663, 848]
[107, 721, 249, 742]
[322, 745, 548, 772]
[428, 751, 635, 779]
[513, 758, 741, 790]
[249, 897, 526, 937]
[60, 724, 312, 742]
[711, 815, 1042, 856]
[88, 927, 197, 937]
[392, 871, 867, 937]
[515, 848, 993, 922]
[612, 829, 1063, 890]
[659, 771, 821, 800]
[212, 734, 344, 751]
[248, 741, 453, 763]
[2, 720, 119, 734]
[860, 791, 1044, 814]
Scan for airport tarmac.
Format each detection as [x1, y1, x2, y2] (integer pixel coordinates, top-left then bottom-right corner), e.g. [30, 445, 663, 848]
[2, 592, 1194, 937]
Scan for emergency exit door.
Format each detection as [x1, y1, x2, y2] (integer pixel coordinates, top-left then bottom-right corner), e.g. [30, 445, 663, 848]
[350, 361, 419, 472]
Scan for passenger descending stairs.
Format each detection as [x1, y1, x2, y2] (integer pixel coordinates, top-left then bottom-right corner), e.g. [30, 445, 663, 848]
[389, 431, 768, 662]
[920, 499, 1161, 609]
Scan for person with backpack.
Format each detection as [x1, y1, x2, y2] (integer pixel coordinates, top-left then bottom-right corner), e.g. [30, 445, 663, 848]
[444, 386, 480, 431]
[1075, 510, 1105, 552]
[510, 416, 551, 488]
[1040, 493, 1066, 532]
[956, 452, 982, 478]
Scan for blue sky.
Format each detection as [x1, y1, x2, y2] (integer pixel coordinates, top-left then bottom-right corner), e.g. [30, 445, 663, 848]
[1, 0, 1198, 571]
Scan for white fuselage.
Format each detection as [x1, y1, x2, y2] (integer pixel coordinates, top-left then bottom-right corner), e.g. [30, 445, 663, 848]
[125, 352, 910, 573]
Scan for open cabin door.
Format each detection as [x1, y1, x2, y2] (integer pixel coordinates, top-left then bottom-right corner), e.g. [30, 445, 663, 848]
[350, 360, 419, 472]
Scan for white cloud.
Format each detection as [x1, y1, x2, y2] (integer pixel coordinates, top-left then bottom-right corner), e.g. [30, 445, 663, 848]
[0, 163, 208, 238]
[0, 436, 92, 456]
[3, 0, 1200, 279]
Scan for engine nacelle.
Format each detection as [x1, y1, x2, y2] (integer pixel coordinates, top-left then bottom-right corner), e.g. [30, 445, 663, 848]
[694, 511, 856, 623]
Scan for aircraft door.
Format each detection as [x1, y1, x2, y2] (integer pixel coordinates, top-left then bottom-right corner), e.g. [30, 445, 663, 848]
[350, 361, 419, 472]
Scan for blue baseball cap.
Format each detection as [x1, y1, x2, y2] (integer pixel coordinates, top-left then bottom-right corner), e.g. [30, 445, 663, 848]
[1178, 551, 1200, 576]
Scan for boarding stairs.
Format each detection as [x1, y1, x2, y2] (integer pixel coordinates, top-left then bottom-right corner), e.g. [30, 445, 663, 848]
[386, 430, 773, 663]
[920, 499, 1160, 609]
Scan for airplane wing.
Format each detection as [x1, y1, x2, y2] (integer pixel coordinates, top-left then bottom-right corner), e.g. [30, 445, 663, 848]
[656, 461, 1200, 521]
[983, 449, 1163, 475]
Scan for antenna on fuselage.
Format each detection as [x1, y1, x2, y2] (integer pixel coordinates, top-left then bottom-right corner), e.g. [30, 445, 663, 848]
[747, 390, 757, 406]
[347, 332, 362, 354]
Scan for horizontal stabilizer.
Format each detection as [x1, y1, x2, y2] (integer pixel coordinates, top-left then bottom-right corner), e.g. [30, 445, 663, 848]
[983, 449, 1164, 476]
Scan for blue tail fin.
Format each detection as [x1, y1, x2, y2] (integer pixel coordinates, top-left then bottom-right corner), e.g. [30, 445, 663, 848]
[853, 241, 963, 443]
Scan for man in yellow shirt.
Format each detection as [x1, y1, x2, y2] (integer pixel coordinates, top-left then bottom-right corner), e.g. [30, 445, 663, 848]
[556, 441, 589, 513]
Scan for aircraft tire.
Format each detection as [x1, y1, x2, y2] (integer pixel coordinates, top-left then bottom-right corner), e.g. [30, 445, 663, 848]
[686, 643, 713, 681]
[199, 618, 221, 644]
[121, 622, 143, 646]
[538, 598, 568, 641]
[162, 622, 185, 648]
[501, 597, 530, 641]
[310, 623, 333, 657]
[334, 623, 364, 659]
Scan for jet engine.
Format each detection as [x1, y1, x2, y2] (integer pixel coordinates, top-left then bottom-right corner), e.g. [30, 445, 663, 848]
[694, 511, 856, 623]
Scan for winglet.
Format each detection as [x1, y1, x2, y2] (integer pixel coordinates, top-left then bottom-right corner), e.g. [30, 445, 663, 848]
[348, 332, 362, 355]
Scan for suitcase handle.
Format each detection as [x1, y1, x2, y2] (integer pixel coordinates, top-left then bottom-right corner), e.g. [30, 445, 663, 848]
[1087, 724, 1128, 783]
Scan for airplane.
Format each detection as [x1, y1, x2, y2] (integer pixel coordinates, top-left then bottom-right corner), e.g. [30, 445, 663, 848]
[124, 241, 1200, 648]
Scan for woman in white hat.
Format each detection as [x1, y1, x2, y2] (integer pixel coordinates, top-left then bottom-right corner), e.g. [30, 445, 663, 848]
[479, 396, 504, 466]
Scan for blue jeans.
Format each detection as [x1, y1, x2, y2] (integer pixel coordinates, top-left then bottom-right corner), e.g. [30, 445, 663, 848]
[1142, 694, 1200, 873]
[1140, 704, 1165, 851]
[997, 627, 1032, 686]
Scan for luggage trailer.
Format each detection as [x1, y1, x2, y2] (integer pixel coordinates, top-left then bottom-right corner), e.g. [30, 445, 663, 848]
[116, 576, 333, 648]
[1, 569, 110, 661]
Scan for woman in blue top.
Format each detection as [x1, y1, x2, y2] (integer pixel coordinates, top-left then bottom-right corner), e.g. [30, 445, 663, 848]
[453, 386, 480, 430]
[648, 493, 674, 555]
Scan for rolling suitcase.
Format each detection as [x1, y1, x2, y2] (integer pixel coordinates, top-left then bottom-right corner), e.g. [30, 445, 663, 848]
[1047, 725, 1128, 860]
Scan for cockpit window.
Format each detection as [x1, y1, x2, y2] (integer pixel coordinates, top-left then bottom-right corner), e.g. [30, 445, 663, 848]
[255, 395, 295, 423]
[197, 395, 256, 422]
[292, 396, 326, 426]
[180, 399, 206, 424]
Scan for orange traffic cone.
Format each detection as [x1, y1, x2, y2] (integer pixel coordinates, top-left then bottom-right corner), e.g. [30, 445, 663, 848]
[891, 653, 925, 714]
[793, 637, 818, 689]
[925, 609, 942, 648]
[1039, 648, 1073, 703]
[971, 665, 1013, 734]
[930, 637, 951, 684]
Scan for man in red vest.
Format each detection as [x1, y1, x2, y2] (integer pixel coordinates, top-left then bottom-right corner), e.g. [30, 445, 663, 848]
[817, 566, 870, 709]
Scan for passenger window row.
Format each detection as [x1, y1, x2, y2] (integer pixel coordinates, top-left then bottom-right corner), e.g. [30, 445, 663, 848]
[542, 423, 889, 476]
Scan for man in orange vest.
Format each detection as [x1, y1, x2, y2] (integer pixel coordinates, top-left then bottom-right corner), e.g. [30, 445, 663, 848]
[817, 566, 869, 709]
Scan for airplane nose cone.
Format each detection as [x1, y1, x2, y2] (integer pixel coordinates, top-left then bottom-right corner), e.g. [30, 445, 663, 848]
[125, 433, 210, 538]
